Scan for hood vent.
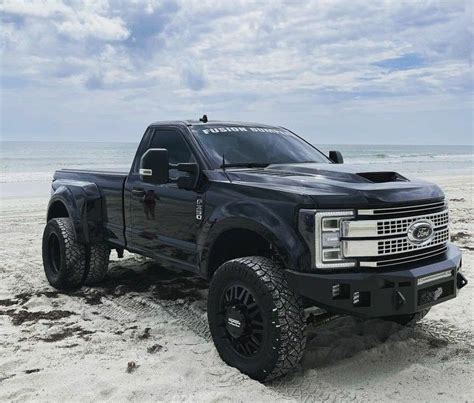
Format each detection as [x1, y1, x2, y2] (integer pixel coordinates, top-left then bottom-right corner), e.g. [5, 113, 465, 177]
[356, 171, 408, 183]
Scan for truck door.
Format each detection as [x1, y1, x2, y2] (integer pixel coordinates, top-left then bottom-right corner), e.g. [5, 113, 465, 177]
[126, 128, 199, 268]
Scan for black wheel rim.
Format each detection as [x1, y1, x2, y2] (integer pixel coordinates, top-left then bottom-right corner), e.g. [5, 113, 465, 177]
[219, 284, 265, 357]
[48, 233, 61, 275]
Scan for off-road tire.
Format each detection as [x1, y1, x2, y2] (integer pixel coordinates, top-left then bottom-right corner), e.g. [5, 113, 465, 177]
[84, 243, 110, 285]
[384, 308, 431, 326]
[42, 218, 86, 290]
[208, 256, 306, 382]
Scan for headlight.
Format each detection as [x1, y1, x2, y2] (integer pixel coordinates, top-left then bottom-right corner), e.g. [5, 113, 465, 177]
[315, 210, 356, 269]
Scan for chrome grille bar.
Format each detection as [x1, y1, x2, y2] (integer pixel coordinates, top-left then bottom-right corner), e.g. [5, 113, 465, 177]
[360, 246, 448, 268]
[342, 228, 449, 257]
[342, 209, 449, 238]
[357, 200, 445, 216]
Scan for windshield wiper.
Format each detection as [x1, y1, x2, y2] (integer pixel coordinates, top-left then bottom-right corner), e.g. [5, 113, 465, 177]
[220, 162, 270, 169]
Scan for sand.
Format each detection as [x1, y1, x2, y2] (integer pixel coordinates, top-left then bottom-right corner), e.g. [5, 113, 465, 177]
[0, 175, 472, 402]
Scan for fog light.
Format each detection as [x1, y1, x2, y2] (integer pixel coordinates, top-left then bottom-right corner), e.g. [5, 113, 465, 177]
[353, 291, 360, 304]
[352, 291, 371, 307]
[332, 283, 350, 300]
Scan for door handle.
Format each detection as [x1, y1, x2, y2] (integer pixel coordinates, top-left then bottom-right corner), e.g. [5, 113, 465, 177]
[132, 188, 145, 197]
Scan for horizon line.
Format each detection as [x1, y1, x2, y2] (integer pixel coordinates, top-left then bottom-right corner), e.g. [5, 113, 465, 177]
[1, 140, 472, 147]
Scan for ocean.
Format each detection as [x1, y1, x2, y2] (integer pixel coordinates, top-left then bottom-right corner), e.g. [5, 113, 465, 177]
[1, 141, 472, 199]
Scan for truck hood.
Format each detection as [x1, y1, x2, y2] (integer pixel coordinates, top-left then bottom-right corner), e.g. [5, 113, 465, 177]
[222, 163, 444, 207]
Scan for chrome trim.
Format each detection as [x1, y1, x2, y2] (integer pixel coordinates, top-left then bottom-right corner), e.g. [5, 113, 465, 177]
[342, 228, 449, 257]
[417, 270, 453, 286]
[342, 209, 449, 238]
[358, 201, 445, 216]
[341, 220, 377, 237]
[139, 168, 152, 176]
[360, 246, 447, 267]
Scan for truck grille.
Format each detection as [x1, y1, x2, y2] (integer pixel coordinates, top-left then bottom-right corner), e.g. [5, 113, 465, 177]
[377, 210, 449, 236]
[377, 227, 449, 255]
[341, 200, 449, 268]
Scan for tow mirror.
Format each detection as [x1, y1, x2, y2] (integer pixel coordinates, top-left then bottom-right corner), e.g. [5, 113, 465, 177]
[140, 148, 169, 184]
[329, 150, 344, 164]
[175, 163, 200, 190]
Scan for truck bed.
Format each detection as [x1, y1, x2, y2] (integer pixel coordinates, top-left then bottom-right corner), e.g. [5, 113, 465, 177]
[55, 168, 128, 177]
[54, 168, 128, 246]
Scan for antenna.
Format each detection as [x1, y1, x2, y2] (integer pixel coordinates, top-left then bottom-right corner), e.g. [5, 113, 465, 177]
[199, 114, 208, 123]
[221, 153, 232, 182]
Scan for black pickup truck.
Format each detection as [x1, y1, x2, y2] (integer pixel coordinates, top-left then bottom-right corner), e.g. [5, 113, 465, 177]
[43, 118, 467, 381]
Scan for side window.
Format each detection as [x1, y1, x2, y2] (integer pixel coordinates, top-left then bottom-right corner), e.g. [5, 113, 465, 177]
[150, 130, 195, 164]
[132, 128, 155, 173]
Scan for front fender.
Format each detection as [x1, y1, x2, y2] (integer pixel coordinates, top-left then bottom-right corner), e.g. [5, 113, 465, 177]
[198, 200, 308, 275]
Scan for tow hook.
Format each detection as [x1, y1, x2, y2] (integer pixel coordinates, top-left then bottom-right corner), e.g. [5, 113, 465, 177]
[393, 290, 407, 310]
[457, 272, 468, 290]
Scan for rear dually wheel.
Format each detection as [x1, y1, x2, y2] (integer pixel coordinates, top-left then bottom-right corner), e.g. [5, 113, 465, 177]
[42, 218, 86, 290]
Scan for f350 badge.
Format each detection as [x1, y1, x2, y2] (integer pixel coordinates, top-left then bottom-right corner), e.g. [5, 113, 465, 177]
[196, 197, 204, 222]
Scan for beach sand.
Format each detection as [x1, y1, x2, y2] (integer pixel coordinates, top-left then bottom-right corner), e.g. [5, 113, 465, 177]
[0, 175, 472, 402]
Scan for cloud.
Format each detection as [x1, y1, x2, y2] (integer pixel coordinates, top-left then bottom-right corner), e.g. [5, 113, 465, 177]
[55, 13, 129, 41]
[0, 0, 472, 144]
[1, 0, 129, 41]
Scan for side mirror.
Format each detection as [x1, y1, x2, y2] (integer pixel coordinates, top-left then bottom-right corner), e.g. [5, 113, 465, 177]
[176, 163, 200, 190]
[140, 148, 169, 184]
[329, 150, 344, 164]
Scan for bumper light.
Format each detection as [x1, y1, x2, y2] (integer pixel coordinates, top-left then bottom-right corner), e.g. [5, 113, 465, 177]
[417, 270, 452, 286]
[315, 210, 356, 269]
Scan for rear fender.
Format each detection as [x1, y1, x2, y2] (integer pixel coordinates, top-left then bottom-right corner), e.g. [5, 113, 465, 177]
[48, 181, 103, 244]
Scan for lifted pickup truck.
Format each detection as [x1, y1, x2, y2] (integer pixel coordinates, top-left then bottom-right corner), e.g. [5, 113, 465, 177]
[43, 118, 467, 381]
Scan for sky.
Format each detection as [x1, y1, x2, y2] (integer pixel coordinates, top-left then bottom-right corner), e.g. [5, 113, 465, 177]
[0, 0, 472, 145]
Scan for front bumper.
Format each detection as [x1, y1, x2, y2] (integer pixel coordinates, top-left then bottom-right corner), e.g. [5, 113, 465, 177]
[286, 243, 466, 318]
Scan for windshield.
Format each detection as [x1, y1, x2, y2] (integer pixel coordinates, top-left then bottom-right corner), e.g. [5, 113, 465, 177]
[192, 124, 329, 168]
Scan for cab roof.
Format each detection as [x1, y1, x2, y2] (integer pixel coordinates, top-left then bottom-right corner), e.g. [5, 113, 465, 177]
[149, 120, 283, 129]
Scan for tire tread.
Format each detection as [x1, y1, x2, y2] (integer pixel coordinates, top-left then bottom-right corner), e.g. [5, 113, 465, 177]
[84, 243, 110, 285]
[42, 218, 86, 289]
[209, 256, 306, 381]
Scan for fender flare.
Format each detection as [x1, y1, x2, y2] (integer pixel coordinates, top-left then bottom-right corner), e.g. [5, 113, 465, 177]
[198, 201, 306, 277]
[47, 182, 103, 244]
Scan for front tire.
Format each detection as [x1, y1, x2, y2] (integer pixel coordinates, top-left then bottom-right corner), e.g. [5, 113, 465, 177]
[207, 257, 306, 382]
[42, 218, 86, 290]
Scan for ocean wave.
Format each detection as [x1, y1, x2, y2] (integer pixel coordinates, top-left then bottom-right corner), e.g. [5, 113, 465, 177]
[346, 154, 473, 164]
[0, 172, 54, 183]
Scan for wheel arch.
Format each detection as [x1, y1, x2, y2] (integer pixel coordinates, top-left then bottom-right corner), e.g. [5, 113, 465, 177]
[200, 216, 300, 279]
[47, 182, 104, 244]
[47, 199, 70, 221]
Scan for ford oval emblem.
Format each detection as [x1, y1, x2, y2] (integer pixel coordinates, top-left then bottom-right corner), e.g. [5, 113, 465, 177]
[407, 220, 435, 245]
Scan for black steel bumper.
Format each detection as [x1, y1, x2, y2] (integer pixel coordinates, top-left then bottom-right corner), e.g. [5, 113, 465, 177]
[287, 243, 467, 318]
